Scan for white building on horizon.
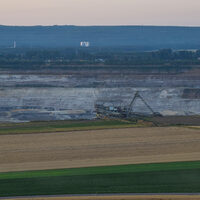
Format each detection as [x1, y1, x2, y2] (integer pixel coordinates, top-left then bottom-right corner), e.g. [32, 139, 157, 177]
[80, 41, 90, 47]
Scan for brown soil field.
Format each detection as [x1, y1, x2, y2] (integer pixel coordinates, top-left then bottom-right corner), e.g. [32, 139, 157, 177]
[150, 116, 200, 126]
[0, 127, 200, 172]
[3, 195, 200, 200]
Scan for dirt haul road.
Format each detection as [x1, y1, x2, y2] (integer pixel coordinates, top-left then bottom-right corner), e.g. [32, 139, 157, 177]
[2, 195, 200, 200]
[0, 127, 200, 172]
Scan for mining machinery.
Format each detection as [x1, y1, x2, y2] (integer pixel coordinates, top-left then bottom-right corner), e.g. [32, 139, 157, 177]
[126, 91, 162, 118]
[95, 91, 162, 119]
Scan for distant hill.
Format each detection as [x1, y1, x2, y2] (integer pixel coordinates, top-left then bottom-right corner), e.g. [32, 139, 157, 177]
[0, 25, 200, 50]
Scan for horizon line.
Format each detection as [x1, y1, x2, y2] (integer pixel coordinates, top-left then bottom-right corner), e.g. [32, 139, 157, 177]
[1, 24, 200, 28]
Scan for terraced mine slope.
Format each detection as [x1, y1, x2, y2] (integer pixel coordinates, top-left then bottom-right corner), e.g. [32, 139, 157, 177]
[0, 66, 200, 122]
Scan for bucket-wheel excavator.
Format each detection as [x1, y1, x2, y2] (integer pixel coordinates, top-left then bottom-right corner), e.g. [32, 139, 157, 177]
[126, 91, 161, 118]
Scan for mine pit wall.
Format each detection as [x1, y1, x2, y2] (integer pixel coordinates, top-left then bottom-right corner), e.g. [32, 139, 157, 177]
[0, 68, 200, 122]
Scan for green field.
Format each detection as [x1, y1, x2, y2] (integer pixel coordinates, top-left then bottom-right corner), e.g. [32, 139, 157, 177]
[0, 161, 200, 197]
[0, 119, 141, 135]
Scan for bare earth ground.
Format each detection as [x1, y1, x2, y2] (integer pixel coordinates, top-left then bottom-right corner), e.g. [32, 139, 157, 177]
[3, 195, 200, 200]
[0, 127, 200, 172]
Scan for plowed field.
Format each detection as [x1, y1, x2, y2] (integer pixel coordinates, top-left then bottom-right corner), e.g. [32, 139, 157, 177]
[0, 127, 200, 172]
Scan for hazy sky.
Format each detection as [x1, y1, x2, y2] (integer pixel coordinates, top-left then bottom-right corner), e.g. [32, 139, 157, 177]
[1, 0, 200, 26]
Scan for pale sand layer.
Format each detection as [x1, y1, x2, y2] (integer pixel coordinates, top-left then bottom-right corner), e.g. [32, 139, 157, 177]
[3, 195, 200, 200]
[0, 127, 200, 172]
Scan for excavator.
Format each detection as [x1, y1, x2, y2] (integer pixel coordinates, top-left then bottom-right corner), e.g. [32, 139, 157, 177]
[95, 91, 162, 119]
[126, 91, 162, 118]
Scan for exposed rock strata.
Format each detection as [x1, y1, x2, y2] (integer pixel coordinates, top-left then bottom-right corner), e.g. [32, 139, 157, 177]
[0, 68, 199, 122]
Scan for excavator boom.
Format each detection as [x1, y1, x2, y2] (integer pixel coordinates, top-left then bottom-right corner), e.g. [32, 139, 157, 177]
[127, 91, 156, 117]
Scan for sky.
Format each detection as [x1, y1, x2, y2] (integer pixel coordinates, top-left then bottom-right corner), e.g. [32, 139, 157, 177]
[0, 0, 200, 26]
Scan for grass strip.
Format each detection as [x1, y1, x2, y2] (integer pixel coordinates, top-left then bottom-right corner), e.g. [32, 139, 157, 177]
[1, 161, 200, 197]
[0, 120, 139, 135]
[0, 161, 200, 180]
[0, 168, 200, 197]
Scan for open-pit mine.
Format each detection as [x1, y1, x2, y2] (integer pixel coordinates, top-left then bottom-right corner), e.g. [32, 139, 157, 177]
[0, 66, 200, 122]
